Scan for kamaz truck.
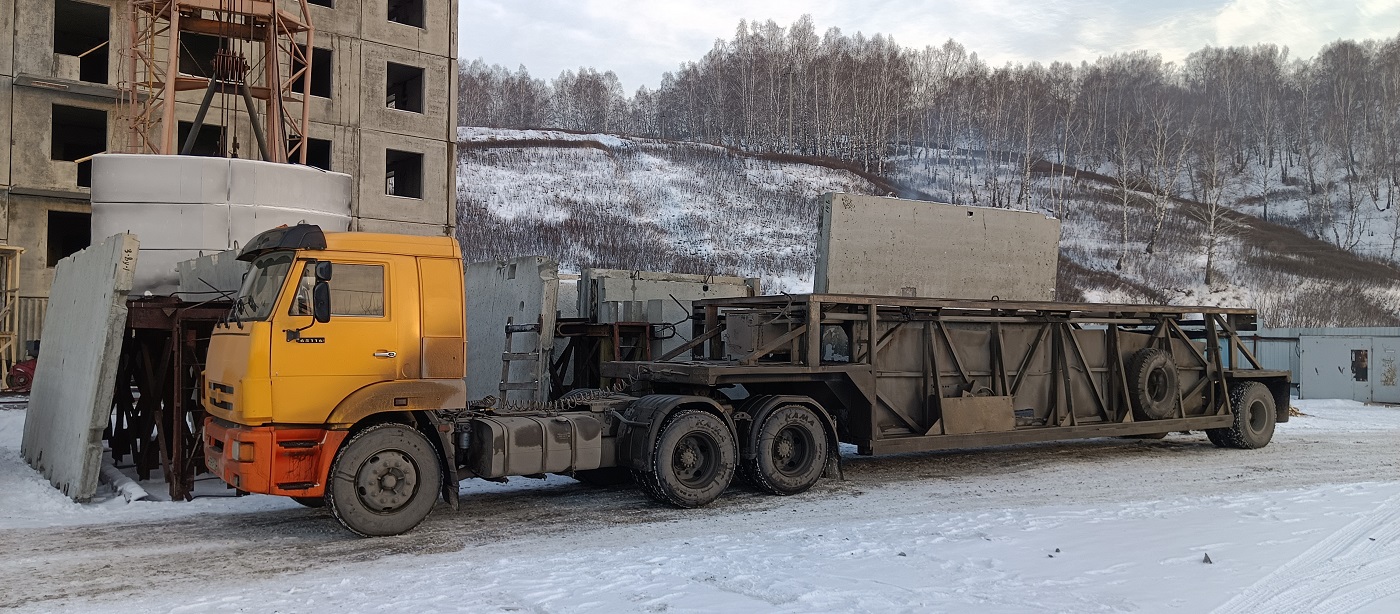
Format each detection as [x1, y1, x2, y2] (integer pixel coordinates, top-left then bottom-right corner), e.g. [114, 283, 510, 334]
[202, 224, 1291, 536]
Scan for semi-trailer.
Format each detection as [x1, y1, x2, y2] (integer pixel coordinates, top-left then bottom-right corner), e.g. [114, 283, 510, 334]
[202, 224, 1290, 536]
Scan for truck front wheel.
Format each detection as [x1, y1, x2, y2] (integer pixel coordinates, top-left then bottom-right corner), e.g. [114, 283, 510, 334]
[744, 404, 828, 496]
[326, 423, 441, 537]
[637, 410, 736, 508]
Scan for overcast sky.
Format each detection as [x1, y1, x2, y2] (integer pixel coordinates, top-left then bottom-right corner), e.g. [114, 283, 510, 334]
[458, 0, 1400, 92]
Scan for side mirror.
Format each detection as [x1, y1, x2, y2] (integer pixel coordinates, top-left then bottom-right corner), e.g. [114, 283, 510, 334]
[312, 281, 331, 323]
[315, 260, 333, 282]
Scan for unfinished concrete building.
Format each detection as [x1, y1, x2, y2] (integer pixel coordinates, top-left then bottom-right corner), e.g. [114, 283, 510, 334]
[0, 0, 459, 351]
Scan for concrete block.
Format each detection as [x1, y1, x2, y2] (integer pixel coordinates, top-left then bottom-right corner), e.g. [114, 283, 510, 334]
[580, 268, 758, 357]
[21, 233, 138, 501]
[90, 154, 353, 294]
[814, 193, 1060, 301]
[465, 257, 559, 404]
[177, 250, 248, 296]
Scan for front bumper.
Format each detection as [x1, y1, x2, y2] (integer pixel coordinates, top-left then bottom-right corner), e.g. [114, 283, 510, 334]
[203, 417, 348, 498]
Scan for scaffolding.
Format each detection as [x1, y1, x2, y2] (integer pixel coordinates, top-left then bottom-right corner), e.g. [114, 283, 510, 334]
[117, 0, 315, 163]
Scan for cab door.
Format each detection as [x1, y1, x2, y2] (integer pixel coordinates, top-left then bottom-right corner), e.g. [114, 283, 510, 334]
[268, 255, 408, 424]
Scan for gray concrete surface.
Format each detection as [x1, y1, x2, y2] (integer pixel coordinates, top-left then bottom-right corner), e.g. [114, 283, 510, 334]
[814, 193, 1061, 301]
[579, 268, 758, 356]
[465, 257, 559, 404]
[90, 154, 352, 294]
[20, 233, 137, 501]
[176, 249, 248, 296]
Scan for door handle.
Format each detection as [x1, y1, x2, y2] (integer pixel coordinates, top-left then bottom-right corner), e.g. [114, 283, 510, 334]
[373, 351, 397, 358]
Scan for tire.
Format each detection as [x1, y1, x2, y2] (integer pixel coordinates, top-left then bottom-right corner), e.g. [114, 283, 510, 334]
[1206, 382, 1276, 450]
[743, 404, 828, 496]
[572, 467, 633, 487]
[636, 410, 736, 508]
[1128, 348, 1180, 420]
[292, 496, 325, 508]
[1205, 428, 1229, 448]
[326, 423, 442, 537]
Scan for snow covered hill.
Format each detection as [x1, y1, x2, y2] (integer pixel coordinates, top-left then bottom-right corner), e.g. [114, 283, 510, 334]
[457, 128, 1400, 327]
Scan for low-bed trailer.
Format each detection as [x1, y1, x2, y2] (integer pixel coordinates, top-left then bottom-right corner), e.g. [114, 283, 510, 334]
[200, 227, 1290, 536]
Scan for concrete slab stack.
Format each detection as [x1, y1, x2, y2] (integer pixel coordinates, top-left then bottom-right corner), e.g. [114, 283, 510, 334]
[89, 154, 352, 295]
[814, 193, 1061, 301]
[21, 233, 138, 501]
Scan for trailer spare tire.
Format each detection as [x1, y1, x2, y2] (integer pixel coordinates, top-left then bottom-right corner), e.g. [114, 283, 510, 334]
[637, 410, 736, 508]
[743, 404, 828, 496]
[1206, 382, 1276, 449]
[325, 423, 441, 537]
[1128, 348, 1179, 420]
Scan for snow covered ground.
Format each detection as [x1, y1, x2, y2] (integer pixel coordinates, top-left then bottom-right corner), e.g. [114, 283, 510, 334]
[2, 399, 1399, 612]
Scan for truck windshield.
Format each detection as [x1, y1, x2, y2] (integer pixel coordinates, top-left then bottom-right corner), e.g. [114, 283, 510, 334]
[233, 251, 295, 322]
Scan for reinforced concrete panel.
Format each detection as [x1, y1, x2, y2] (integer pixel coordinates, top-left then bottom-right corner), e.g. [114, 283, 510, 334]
[360, 0, 454, 57]
[356, 129, 452, 227]
[90, 154, 352, 294]
[176, 249, 249, 296]
[21, 233, 137, 501]
[815, 193, 1060, 301]
[465, 257, 559, 404]
[579, 269, 758, 356]
[0, 77, 11, 187]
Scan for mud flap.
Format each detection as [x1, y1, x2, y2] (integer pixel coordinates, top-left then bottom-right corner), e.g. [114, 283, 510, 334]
[421, 413, 460, 510]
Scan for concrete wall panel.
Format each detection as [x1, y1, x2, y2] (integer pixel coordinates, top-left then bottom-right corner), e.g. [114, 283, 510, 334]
[465, 257, 558, 404]
[11, 0, 55, 77]
[0, 77, 11, 187]
[0, 0, 13, 76]
[356, 129, 451, 227]
[354, 216, 447, 236]
[359, 41, 453, 141]
[815, 193, 1060, 301]
[308, 0, 363, 38]
[8, 88, 118, 194]
[360, 0, 453, 56]
[21, 233, 137, 501]
[91, 154, 352, 293]
[580, 269, 758, 356]
[0, 192, 8, 242]
[177, 249, 248, 295]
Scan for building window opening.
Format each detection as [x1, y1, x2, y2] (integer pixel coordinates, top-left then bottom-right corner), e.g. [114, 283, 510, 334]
[386, 62, 424, 112]
[289, 137, 332, 170]
[53, 0, 110, 84]
[292, 46, 334, 98]
[307, 0, 333, 7]
[1352, 349, 1370, 382]
[50, 104, 107, 187]
[47, 211, 92, 267]
[387, 0, 425, 28]
[385, 149, 423, 198]
[177, 121, 225, 157]
[179, 33, 227, 78]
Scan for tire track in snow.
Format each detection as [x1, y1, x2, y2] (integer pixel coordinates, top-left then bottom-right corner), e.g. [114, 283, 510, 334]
[1212, 492, 1400, 614]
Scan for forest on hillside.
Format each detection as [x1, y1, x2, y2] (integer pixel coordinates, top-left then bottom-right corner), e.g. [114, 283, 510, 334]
[458, 16, 1400, 262]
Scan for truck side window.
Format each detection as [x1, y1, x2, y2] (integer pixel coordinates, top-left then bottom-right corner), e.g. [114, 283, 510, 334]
[291, 262, 386, 317]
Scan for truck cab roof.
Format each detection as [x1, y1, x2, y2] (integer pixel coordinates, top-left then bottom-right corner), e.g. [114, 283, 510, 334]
[239, 224, 459, 261]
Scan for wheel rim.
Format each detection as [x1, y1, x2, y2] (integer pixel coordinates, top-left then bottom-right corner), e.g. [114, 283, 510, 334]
[1247, 398, 1269, 432]
[771, 424, 815, 477]
[1146, 368, 1170, 403]
[355, 449, 419, 514]
[672, 432, 720, 488]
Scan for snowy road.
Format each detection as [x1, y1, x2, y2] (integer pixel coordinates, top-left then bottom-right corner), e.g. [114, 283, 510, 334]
[2, 400, 1399, 613]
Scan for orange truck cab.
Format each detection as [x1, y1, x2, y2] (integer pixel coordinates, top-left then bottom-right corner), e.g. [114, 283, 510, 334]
[203, 224, 468, 536]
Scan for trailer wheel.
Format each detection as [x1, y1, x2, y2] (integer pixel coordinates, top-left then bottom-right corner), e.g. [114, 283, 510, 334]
[1207, 382, 1276, 449]
[638, 410, 736, 508]
[325, 423, 441, 537]
[1128, 348, 1179, 420]
[1205, 428, 1229, 448]
[744, 404, 828, 496]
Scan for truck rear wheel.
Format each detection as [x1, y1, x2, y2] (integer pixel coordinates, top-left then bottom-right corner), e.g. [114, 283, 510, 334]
[637, 410, 736, 508]
[744, 404, 828, 496]
[326, 423, 441, 537]
[1206, 382, 1276, 449]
